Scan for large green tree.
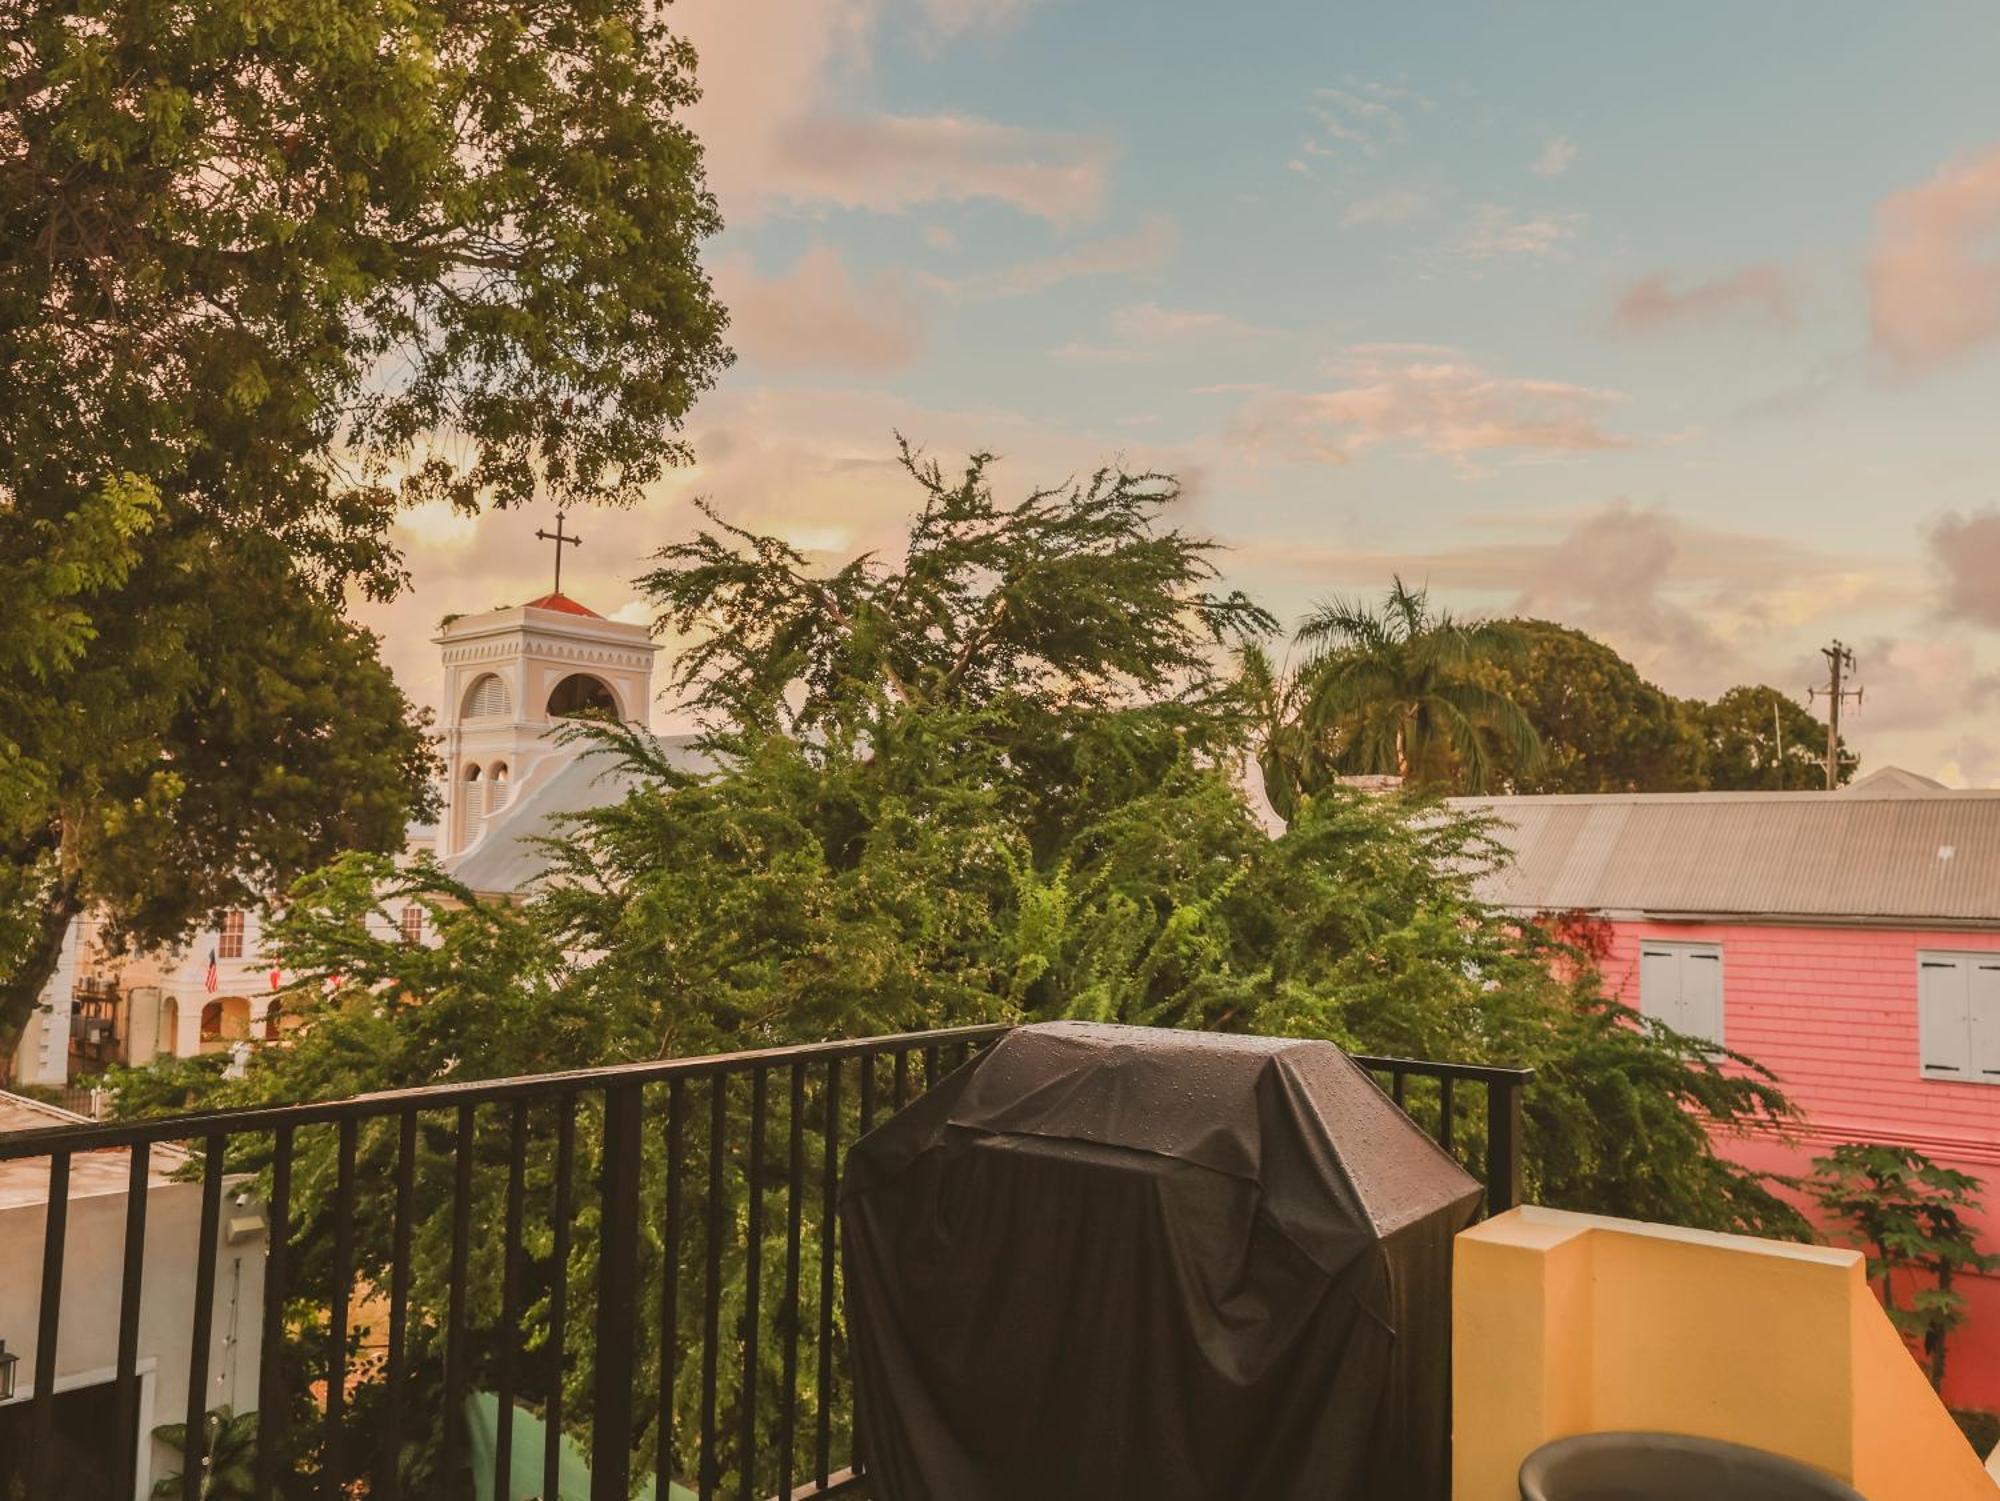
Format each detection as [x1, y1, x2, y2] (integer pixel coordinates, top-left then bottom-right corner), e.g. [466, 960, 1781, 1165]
[1, 0, 730, 1048]
[1696, 684, 1854, 790]
[1468, 620, 1699, 794]
[0, 533, 439, 1051]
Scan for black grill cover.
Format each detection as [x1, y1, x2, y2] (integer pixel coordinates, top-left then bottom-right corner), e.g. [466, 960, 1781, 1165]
[840, 1022, 1483, 1501]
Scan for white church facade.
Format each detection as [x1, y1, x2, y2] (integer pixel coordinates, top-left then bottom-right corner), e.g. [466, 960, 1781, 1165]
[6, 587, 682, 1094]
[435, 591, 659, 865]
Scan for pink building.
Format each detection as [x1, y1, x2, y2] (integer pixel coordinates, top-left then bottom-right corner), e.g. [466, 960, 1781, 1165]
[1459, 767, 2000, 1410]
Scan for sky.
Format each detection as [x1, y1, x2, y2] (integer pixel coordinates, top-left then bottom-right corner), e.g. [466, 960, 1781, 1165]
[359, 0, 2000, 783]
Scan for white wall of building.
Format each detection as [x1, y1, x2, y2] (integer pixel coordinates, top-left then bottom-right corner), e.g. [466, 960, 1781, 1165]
[0, 1163, 265, 1495]
[10, 917, 83, 1088]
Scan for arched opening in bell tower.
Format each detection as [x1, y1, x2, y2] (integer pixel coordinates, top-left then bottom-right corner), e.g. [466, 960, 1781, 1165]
[547, 673, 619, 719]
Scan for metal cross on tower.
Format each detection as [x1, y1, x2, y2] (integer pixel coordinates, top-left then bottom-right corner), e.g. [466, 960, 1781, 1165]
[534, 512, 582, 595]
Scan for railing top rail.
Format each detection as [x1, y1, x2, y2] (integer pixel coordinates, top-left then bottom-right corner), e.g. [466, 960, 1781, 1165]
[0, 1023, 1014, 1160]
[1349, 1053, 1537, 1087]
[0, 1025, 1533, 1160]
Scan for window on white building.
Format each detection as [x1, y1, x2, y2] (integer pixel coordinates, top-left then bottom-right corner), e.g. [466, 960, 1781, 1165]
[1917, 952, 2000, 1085]
[486, 762, 510, 815]
[218, 909, 246, 960]
[1637, 941, 1724, 1046]
[400, 905, 424, 946]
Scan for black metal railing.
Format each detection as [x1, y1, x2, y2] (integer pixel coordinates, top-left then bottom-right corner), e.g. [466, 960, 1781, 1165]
[1351, 1053, 1532, 1216]
[0, 1028, 1531, 1501]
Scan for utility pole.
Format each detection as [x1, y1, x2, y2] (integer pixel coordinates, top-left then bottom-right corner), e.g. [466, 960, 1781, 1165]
[1772, 692, 1785, 791]
[1808, 641, 1862, 791]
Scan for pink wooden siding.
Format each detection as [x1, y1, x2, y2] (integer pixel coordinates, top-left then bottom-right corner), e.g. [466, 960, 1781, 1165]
[1601, 919, 2000, 1408]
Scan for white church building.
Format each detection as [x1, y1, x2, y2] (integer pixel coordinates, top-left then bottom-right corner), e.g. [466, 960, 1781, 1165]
[8, 587, 697, 1094]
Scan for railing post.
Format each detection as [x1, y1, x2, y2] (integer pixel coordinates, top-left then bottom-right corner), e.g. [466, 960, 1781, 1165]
[593, 1083, 644, 1501]
[1485, 1077, 1524, 1216]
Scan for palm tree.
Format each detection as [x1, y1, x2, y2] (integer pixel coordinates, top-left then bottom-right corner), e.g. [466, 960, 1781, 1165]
[1237, 641, 1331, 826]
[1293, 577, 1540, 793]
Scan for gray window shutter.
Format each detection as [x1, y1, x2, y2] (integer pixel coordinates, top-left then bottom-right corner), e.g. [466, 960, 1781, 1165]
[1919, 956, 1972, 1078]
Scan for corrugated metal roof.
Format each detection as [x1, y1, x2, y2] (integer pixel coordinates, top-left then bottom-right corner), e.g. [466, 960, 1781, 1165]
[1451, 772, 2000, 925]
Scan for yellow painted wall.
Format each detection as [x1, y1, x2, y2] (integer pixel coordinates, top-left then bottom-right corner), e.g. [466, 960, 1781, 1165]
[1453, 1206, 1994, 1501]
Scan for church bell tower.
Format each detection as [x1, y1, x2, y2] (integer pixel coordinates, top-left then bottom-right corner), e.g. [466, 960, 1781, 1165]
[434, 518, 659, 861]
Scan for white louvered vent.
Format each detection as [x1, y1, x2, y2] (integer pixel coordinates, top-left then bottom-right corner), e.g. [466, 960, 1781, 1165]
[464, 673, 511, 719]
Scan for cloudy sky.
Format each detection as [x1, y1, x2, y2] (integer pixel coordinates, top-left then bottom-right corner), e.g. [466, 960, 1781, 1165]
[360, 0, 2000, 783]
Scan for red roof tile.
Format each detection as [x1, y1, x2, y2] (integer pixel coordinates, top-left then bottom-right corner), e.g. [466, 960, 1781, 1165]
[524, 592, 602, 619]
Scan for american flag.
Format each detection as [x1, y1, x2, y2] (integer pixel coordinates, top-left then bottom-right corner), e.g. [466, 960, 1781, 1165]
[204, 948, 219, 994]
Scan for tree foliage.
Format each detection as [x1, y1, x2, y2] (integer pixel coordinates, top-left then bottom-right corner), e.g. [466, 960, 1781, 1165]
[1255, 603, 1859, 800]
[6, 0, 728, 531]
[1808, 1143, 1997, 1388]
[0, 535, 439, 1052]
[1467, 620, 1698, 794]
[1696, 684, 1855, 790]
[123, 449, 1814, 1486]
[152, 1407, 258, 1500]
[1, 0, 730, 1050]
[1279, 577, 1541, 795]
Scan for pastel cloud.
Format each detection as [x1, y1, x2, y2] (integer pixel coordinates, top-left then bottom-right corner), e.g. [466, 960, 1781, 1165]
[1940, 735, 2000, 788]
[1054, 300, 1270, 363]
[928, 215, 1176, 297]
[1342, 186, 1434, 227]
[1233, 503, 1904, 695]
[1869, 145, 2000, 374]
[678, 0, 1111, 224]
[1929, 507, 2000, 627]
[1509, 504, 1730, 674]
[1228, 351, 1629, 464]
[1531, 135, 1577, 178]
[712, 247, 927, 373]
[1460, 204, 1583, 258]
[1116, 302, 1263, 339]
[771, 114, 1113, 223]
[1842, 634, 1984, 732]
[1611, 266, 1797, 336]
[1306, 80, 1424, 158]
[915, 0, 1044, 36]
